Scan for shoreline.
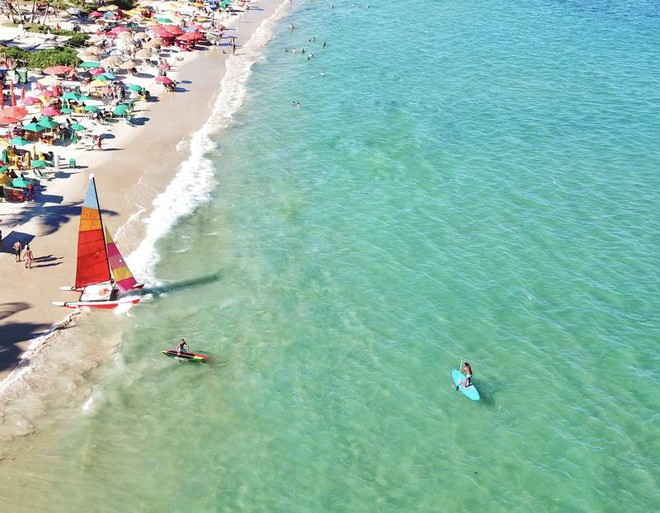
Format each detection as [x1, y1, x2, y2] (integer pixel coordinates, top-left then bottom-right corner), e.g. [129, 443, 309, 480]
[0, 0, 289, 449]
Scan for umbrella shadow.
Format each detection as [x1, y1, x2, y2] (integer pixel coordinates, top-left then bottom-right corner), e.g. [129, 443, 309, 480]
[0, 231, 35, 254]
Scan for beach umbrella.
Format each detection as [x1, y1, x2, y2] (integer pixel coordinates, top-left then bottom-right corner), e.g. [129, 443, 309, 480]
[155, 76, 174, 85]
[100, 72, 118, 80]
[62, 91, 81, 101]
[38, 117, 60, 128]
[89, 79, 108, 88]
[20, 96, 42, 106]
[177, 31, 203, 42]
[31, 160, 48, 168]
[84, 105, 100, 113]
[119, 60, 137, 70]
[38, 75, 61, 86]
[80, 61, 101, 68]
[89, 10, 103, 18]
[61, 108, 73, 114]
[41, 105, 62, 116]
[155, 17, 173, 24]
[109, 48, 124, 56]
[127, 84, 143, 91]
[11, 136, 31, 146]
[43, 65, 73, 76]
[113, 104, 131, 116]
[4, 106, 28, 119]
[166, 25, 185, 36]
[89, 67, 106, 76]
[134, 48, 152, 60]
[101, 56, 124, 68]
[70, 123, 87, 131]
[23, 122, 47, 132]
[143, 38, 162, 48]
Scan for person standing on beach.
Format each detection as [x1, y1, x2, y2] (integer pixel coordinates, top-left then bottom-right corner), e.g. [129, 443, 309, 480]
[97, 135, 103, 151]
[24, 244, 33, 269]
[13, 240, 22, 262]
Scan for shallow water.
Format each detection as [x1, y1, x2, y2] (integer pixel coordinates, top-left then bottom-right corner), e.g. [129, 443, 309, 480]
[1, 1, 659, 511]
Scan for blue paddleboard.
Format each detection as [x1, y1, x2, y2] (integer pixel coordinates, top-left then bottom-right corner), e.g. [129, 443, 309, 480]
[452, 369, 480, 401]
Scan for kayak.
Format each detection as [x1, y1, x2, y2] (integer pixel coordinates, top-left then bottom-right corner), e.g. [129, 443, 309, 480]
[162, 350, 208, 362]
[452, 369, 480, 401]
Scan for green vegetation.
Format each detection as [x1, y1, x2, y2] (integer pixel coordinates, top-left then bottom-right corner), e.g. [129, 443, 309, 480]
[21, 24, 89, 47]
[0, 45, 79, 69]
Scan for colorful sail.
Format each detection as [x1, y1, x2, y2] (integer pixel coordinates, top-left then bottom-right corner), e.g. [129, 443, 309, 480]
[104, 227, 137, 292]
[75, 177, 111, 289]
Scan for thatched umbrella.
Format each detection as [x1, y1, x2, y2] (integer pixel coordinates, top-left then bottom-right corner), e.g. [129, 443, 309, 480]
[143, 38, 162, 49]
[101, 56, 124, 68]
[119, 60, 137, 70]
[134, 48, 152, 60]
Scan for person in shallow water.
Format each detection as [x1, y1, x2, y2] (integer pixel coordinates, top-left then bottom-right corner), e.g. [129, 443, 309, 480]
[462, 360, 473, 387]
[176, 338, 189, 355]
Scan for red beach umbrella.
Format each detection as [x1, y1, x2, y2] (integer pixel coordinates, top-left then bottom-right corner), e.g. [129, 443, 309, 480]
[155, 76, 173, 84]
[20, 96, 42, 106]
[165, 26, 184, 37]
[4, 105, 27, 120]
[177, 31, 203, 41]
[43, 65, 73, 76]
[41, 105, 62, 116]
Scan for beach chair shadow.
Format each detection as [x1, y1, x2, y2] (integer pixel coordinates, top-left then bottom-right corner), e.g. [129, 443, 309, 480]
[36, 194, 64, 204]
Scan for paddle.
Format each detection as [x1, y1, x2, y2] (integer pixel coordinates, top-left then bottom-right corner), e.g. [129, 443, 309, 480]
[455, 358, 463, 391]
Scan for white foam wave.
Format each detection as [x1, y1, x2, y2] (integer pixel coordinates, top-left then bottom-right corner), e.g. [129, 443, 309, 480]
[129, 1, 290, 283]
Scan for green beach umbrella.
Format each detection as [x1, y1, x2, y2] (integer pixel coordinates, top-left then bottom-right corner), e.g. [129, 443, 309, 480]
[31, 160, 48, 168]
[127, 84, 143, 91]
[23, 122, 47, 132]
[80, 61, 101, 68]
[156, 17, 173, 23]
[113, 104, 131, 116]
[62, 91, 80, 100]
[38, 117, 60, 128]
[70, 123, 87, 131]
[61, 107, 73, 114]
[11, 137, 31, 146]
[84, 105, 100, 113]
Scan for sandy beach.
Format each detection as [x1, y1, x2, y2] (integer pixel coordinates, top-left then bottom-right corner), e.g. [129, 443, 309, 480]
[0, 0, 286, 433]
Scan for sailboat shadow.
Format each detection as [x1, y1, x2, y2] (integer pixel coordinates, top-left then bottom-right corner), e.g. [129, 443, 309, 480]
[141, 271, 223, 298]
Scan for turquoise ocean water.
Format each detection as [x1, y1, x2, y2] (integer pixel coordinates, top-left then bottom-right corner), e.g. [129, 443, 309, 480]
[1, 1, 659, 511]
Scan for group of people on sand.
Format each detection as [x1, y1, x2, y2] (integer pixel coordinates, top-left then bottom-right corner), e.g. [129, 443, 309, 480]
[8, 239, 34, 268]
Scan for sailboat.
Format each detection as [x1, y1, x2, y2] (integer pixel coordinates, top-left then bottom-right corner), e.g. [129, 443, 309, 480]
[53, 175, 143, 309]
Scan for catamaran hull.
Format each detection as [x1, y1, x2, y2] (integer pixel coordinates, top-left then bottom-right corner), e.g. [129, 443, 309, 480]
[53, 297, 140, 309]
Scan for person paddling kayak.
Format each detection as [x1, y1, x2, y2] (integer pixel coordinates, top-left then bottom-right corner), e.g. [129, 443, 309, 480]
[176, 338, 189, 355]
[461, 360, 473, 387]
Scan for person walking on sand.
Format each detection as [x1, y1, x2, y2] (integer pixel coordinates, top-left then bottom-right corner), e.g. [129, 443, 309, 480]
[24, 244, 33, 269]
[13, 240, 22, 262]
[97, 134, 103, 151]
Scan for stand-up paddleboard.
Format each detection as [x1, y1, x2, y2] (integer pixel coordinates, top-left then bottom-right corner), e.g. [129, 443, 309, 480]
[162, 350, 208, 362]
[452, 369, 480, 401]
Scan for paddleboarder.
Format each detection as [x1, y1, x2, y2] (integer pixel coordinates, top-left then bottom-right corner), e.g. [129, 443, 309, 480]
[176, 338, 189, 355]
[462, 360, 473, 387]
